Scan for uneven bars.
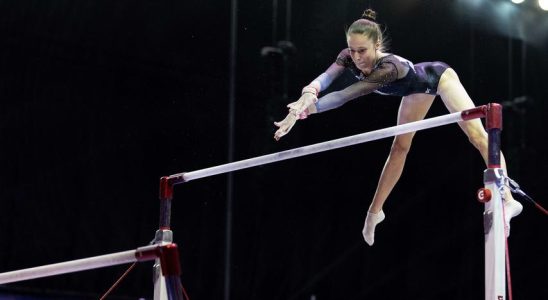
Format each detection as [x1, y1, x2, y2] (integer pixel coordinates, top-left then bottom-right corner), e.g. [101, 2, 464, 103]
[0, 244, 161, 285]
[169, 106, 487, 184]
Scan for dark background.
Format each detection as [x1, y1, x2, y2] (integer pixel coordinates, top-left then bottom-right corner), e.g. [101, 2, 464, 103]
[1, 0, 547, 299]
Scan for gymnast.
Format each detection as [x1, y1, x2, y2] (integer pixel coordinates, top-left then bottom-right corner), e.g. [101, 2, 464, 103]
[273, 9, 523, 245]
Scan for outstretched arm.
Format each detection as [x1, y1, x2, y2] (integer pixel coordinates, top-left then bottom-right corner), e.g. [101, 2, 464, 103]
[315, 79, 379, 113]
[285, 63, 345, 116]
[312, 58, 400, 114]
[274, 57, 398, 140]
[308, 63, 345, 93]
[274, 80, 373, 140]
[274, 63, 344, 141]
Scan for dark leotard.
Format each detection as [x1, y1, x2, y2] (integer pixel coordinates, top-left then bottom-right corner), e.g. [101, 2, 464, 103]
[316, 49, 449, 113]
[337, 50, 449, 96]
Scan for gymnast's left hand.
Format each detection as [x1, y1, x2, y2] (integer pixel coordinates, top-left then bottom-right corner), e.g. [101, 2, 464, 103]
[274, 112, 298, 141]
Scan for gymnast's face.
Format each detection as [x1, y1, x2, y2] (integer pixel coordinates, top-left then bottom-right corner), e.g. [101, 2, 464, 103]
[347, 33, 379, 75]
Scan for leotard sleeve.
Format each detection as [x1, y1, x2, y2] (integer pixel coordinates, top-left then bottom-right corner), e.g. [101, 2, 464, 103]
[316, 54, 400, 113]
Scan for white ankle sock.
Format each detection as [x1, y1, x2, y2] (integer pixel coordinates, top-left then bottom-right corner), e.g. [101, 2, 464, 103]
[362, 210, 385, 246]
[504, 199, 523, 237]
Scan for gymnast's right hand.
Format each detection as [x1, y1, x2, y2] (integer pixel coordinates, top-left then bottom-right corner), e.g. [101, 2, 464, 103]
[274, 111, 298, 141]
[287, 93, 317, 117]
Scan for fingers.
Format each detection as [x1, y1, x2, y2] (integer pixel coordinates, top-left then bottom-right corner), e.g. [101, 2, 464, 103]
[287, 94, 316, 116]
[273, 124, 289, 141]
[287, 102, 306, 115]
[274, 130, 284, 141]
[286, 100, 299, 109]
[287, 106, 302, 117]
[274, 94, 315, 140]
[287, 102, 301, 110]
[274, 126, 289, 141]
[273, 113, 297, 141]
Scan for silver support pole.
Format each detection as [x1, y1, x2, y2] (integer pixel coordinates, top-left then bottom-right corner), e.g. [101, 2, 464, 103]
[483, 168, 507, 300]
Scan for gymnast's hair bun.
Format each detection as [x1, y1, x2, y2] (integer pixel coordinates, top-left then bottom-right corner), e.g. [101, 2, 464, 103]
[361, 9, 377, 22]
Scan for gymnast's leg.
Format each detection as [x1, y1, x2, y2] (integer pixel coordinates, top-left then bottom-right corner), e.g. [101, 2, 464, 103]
[437, 68, 523, 235]
[363, 93, 436, 245]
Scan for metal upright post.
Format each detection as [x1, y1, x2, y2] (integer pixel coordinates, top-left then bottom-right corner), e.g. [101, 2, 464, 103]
[478, 103, 506, 300]
[158, 244, 185, 300]
[154, 177, 180, 300]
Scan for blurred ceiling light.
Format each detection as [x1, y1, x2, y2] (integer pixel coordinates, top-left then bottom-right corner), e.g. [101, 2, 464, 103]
[539, 0, 548, 10]
[511, 0, 525, 4]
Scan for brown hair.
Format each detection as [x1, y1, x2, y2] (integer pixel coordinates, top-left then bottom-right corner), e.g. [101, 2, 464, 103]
[346, 9, 387, 52]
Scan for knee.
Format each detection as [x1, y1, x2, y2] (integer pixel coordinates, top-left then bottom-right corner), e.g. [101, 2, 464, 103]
[390, 138, 412, 157]
[438, 68, 460, 94]
[440, 68, 460, 83]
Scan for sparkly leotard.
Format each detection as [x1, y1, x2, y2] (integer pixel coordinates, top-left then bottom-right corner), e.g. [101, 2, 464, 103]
[315, 49, 449, 113]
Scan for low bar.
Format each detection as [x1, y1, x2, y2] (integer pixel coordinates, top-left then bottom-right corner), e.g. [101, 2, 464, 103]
[0, 244, 161, 285]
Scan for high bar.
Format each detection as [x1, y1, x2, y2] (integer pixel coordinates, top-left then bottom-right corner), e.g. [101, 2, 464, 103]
[170, 106, 488, 183]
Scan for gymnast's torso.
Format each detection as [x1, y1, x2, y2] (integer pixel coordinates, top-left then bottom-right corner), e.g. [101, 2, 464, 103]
[335, 49, 450, 97]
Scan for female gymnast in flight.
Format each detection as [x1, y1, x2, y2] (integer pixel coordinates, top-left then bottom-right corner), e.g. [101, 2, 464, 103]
[273, 9, 523, 245]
